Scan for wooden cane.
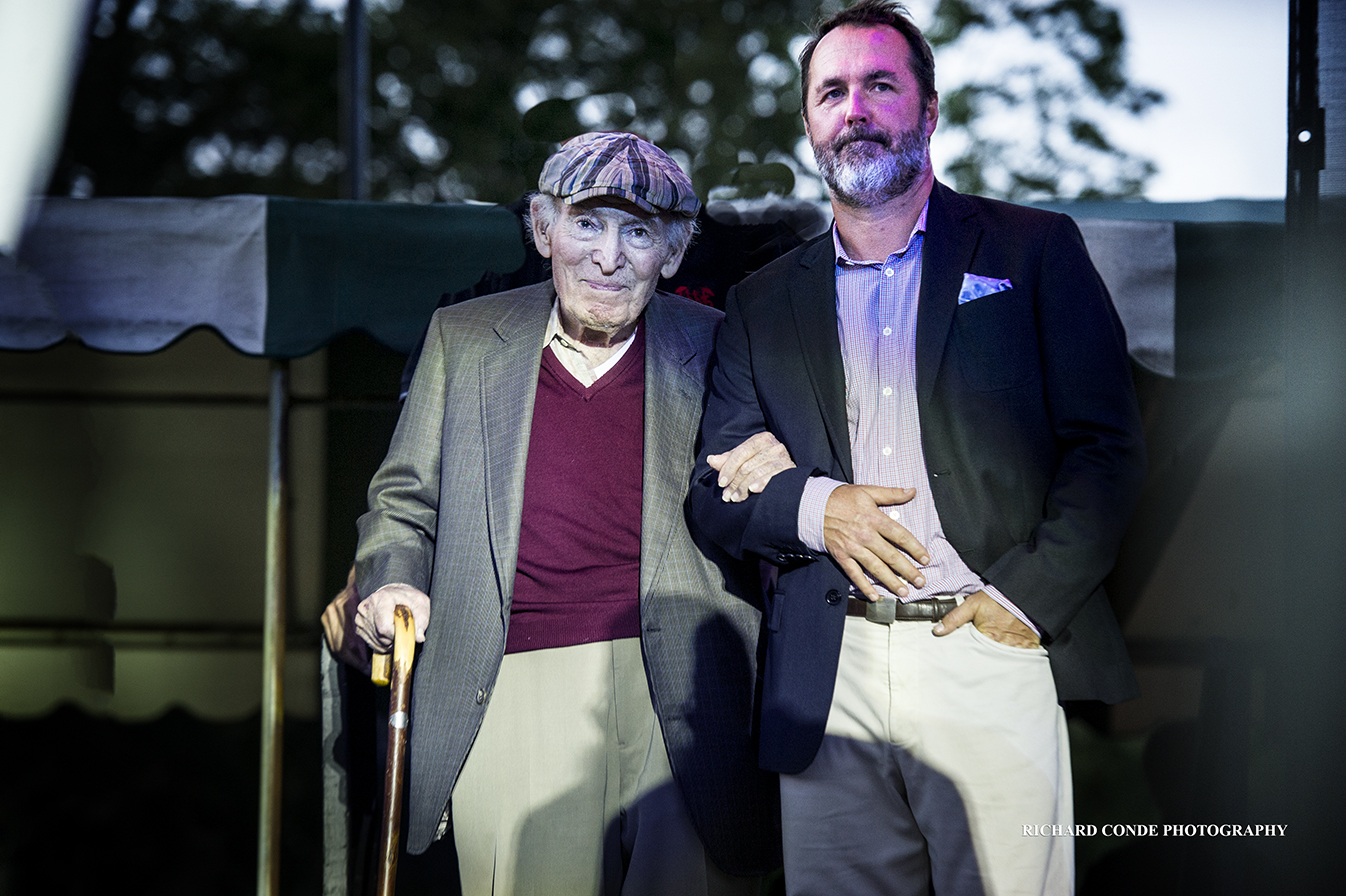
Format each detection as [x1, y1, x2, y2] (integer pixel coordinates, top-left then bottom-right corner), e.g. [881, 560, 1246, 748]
[371, 651, 391, 686]
[375, 604, 415, 896]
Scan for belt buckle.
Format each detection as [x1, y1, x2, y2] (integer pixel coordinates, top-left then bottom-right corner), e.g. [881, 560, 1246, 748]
[866, 595, 897, 625]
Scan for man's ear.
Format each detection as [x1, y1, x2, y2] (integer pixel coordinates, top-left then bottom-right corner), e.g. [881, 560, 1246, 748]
[529, 197, 554, 259]
[660, 237, 688, 280]
[924, 91, 939, 139]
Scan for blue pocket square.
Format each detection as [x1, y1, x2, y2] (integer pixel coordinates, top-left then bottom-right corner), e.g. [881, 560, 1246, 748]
[958, 273, 1013, 304]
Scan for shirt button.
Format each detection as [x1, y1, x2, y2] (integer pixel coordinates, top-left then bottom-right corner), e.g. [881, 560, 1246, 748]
[882, 387, 892, 397]
[882, 327, 892, 336]
[884, 268, 894, 277]
[887, 509, 902, 521]
[475, 689, 486, 705]
[882, 446, 892, 456]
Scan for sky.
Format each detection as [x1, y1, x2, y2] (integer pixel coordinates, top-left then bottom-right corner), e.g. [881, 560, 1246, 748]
[904, 0, 1288, 202]
[1102, 0, 1287, 201]
[298, 0, 1289, 203]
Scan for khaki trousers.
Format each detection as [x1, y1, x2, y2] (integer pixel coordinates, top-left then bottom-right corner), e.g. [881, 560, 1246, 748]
[451, 637, 756, 896]
[780, 618, 1073, 896]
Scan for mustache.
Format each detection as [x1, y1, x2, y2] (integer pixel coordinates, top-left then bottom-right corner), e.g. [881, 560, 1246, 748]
[832, 125, 893, 151]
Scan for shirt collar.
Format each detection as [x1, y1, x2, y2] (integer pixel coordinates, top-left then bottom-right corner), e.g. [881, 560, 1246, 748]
[832, 199, 929, 266]
[543, 299, 640, 385]
[545, 300, 642, 351]
[544, 299, 567, 347]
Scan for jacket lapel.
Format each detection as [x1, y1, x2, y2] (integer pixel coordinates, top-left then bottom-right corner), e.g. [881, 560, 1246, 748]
[480, 284, 552, 605]
[790, 236, 854, 483]
[638, 296, 705, 600]
[916, 182, 981, 408]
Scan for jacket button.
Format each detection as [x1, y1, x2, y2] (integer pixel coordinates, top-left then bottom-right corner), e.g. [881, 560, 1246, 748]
[475, 688, 486, 705]
[825, 589, 842, 605]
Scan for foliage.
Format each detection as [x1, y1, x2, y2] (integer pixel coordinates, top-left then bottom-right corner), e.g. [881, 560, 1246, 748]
[927, 0, 1164, 200]
[55, 0, 344, 199]
[52, 0, 1162, 204]
[334, 0, 825, 203]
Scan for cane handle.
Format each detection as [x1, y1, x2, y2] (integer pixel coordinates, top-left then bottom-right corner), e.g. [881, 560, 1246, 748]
[371, 651, 390, 686]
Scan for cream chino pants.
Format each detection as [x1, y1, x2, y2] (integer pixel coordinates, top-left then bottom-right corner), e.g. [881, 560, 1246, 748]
[780, 617, 1073, 896]
[451, 637, 755, 896]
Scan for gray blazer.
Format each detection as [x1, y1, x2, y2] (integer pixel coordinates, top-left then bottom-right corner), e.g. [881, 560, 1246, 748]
[356, 282, 780, 873]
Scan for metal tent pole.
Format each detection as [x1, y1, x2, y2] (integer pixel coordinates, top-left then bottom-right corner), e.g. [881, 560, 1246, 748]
[321, 5, 372, 894]
[1288, 0, 1325, 230]
[257, 360, 291, 896]
[1279, 1, 1346, 891]
[342, 0, 370, 202]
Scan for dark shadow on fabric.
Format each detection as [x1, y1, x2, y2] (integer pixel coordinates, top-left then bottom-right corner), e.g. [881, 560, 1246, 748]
[782, 735, 985, 896]
[672, 616, 782, 876]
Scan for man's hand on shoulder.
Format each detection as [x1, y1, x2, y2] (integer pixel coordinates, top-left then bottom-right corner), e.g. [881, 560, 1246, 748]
[824, 484, 930, 599]
[355, 583, 432, 653]
[933, 590, 1041, 649]
[708, 431, 796, 503]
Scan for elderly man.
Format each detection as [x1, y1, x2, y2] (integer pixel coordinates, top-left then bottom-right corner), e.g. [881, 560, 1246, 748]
[352, 131, 782, 896]
[690, 3, 1147, 894]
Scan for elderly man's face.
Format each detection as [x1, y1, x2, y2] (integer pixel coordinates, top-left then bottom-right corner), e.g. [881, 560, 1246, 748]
[532, 198, 683, 344]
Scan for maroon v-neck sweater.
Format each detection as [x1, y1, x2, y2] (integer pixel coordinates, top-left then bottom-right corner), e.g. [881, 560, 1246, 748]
[504, 328, 645, 654]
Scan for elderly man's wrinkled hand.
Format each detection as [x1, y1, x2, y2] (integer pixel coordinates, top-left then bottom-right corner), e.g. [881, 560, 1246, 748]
[708, 431, 796, 502]
[354, 583, 432, 653]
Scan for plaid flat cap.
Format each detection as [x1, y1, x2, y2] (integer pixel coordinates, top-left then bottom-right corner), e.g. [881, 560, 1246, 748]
[538, 131, 700, 218]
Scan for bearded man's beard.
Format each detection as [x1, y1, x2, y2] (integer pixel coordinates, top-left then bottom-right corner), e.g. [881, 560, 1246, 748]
[813, 120, 929, 208]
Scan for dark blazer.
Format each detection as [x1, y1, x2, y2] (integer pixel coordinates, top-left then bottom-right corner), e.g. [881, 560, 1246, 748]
[356, 283, 780, 872]
[689, 182, 1147, 774]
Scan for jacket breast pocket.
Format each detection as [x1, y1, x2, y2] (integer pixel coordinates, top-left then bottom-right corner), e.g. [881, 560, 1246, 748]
[952, 289, 1039, 392]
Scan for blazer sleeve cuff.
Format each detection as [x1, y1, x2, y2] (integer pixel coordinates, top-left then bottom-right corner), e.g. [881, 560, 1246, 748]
[798, 476, 846, 553]
[739, 465, 823, 564]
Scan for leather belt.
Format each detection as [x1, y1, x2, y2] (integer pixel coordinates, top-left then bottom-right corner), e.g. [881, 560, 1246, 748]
[846, 595, 957, 625]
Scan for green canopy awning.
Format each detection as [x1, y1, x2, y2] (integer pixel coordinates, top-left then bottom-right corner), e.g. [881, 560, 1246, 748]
[1, 195, 524, 357]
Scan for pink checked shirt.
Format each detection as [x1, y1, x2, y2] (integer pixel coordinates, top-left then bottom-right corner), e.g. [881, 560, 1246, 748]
[797, 204, 1038, 634]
